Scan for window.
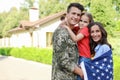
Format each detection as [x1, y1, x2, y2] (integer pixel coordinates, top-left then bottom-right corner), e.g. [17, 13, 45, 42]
[46, 32, 53, 47]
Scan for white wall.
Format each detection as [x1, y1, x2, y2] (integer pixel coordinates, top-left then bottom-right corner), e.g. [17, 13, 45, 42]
[36, 20, 61, 48]
[10, 32, 32, 47]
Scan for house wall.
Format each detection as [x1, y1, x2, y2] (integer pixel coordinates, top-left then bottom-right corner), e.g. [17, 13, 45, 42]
[34, 18, 61, 48]
[0, 16, 62, 48]
[9, 31, 32, 47]
[0, 37, 10, 47]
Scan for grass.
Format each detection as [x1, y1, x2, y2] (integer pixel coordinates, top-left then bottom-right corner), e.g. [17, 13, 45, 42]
[113, 55, 120, 80]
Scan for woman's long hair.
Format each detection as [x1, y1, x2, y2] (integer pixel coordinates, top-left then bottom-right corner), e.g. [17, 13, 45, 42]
[88, 22, 111, 55]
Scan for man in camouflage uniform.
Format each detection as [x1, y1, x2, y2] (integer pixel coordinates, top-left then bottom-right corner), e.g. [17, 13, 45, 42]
[52, 3, 84, 80]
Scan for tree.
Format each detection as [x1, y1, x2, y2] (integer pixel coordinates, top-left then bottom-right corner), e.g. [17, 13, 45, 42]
[112, 0, 120, 20]
[39, 0, 86, 18]
[0, 7, 29, 37]
[1, 8, 20, 36]
[40, 0, 65, 18]
[113, 0, 120, 12]
[24, 0, 35, 8]
[89, 0, 116, 28]
[0, 12, 9, 37]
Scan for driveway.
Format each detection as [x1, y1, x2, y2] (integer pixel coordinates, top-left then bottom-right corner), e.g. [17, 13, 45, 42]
[0, 55, 52, 80]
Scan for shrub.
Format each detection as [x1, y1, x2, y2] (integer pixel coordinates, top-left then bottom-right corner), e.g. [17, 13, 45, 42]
[10, 47, 52, 64]
[0, 47, 12, 56]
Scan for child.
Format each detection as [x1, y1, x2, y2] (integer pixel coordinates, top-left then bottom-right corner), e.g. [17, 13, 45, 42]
[62, 12, 94, 80]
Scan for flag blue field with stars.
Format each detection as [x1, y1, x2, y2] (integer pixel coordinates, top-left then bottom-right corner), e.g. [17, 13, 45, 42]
[81, 50, 113, 80]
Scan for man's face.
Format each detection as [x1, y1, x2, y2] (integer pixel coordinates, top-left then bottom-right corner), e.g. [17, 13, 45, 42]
[66, 7, 81, 27]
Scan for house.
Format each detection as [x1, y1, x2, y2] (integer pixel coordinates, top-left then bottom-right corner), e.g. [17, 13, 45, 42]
[0, 10, 65, 48]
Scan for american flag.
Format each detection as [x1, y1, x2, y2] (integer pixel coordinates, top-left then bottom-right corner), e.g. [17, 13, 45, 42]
[81, 50, 113, 80]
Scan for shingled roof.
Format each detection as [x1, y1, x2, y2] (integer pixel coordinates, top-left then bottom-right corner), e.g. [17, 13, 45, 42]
[8, 11, 66, 33]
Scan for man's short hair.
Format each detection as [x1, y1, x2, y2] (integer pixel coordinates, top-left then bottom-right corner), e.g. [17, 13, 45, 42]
[67, 3, 84, 13]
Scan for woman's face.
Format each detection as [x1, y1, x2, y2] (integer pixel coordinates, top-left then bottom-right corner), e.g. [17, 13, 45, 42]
[90, 25, 102, 43]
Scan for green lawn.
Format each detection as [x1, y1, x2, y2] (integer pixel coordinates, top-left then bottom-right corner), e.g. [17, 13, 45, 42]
[113, 55, 120, 80]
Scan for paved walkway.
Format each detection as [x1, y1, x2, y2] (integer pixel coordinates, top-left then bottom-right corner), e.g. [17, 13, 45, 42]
[0, 55, 51, 80]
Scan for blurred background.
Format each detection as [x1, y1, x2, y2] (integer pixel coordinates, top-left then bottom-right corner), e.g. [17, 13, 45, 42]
[0, 0, 120, 80]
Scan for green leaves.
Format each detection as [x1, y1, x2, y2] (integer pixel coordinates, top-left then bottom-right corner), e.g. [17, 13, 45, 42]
[89, 0, 116, 35]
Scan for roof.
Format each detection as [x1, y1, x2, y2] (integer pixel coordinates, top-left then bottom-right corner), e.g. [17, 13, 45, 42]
[8, 11, 66, 33]
[39, 11, 66, 25]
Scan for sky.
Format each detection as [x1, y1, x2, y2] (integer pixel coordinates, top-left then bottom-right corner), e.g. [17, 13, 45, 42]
[0, 0, 25, 13]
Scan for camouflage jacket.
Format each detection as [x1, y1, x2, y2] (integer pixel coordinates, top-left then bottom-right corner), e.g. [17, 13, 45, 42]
[52, 27, 79, 80]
